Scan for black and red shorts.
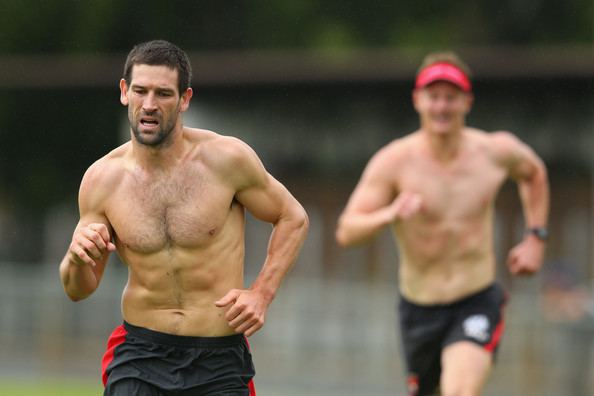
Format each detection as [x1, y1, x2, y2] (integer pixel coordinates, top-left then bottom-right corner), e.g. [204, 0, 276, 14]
[398, 283, 507, 396]
[102, 321, 256, 396]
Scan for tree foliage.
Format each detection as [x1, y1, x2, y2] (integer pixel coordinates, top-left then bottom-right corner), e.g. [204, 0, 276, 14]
[0, 0, 591, 54]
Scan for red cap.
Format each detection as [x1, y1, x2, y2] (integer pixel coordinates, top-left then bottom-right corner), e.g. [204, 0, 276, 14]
[415, 62, 472, 92]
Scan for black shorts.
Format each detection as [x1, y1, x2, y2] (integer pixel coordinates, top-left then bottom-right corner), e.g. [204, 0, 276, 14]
[101, 321, 256, 396]
[398, 283, 507, 396]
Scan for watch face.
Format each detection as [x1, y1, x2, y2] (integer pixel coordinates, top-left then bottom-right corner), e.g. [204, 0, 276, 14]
[530, 228, 548, 240]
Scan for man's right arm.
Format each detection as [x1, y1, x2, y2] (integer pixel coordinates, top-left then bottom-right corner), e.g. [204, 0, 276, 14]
[59, 164, 116, 301]
[336, 190, 422, 247]
[60, 222, 115, 301]
[335, 149, 421, 247]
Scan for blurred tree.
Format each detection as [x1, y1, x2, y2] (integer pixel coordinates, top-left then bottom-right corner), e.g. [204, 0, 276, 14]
[0, 0, 591, 53]
[0, 89, 120, 209]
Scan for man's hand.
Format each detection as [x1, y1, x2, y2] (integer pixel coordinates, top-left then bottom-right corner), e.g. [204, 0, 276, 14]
[387, 191, 423, 222]
[506, 236, 545, 275]
[215, 289, 271, 337]
[68, 223, 116, 267]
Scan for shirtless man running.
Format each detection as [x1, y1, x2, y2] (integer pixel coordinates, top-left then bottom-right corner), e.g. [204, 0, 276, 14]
[59, 40, 309, 396]
[336, 52, 549, 396]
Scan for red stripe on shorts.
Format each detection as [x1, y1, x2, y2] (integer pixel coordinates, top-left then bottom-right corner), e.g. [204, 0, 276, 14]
[244, 336, 257, 395]
[248, 379, 256, 396]
[101, 325, 128, 386]
[484, 314, 505, 352]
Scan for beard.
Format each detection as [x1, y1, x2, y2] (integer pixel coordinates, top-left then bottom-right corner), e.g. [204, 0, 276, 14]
[129, 110, 178, 148]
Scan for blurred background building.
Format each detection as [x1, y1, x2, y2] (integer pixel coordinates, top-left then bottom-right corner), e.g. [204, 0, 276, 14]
[0, 1, 592, 395]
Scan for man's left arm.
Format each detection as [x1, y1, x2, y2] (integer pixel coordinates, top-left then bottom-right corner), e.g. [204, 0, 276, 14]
[498, 132, 550, 275]
[215, 141, 309, 336]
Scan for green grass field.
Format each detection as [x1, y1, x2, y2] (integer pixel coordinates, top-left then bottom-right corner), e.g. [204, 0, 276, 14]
[0, 379, 102, 396]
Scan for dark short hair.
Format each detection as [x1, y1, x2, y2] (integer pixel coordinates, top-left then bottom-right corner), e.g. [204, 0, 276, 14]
[123, 40, 192, 95]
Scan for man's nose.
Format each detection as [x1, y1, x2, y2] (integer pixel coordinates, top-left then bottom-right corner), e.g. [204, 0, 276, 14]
[142, 93, 158, 112]
[434, 97, 449, 111]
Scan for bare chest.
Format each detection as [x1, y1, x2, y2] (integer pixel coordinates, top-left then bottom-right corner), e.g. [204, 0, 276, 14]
[399, 156, 506, 221]
[107, 168, 236, 253]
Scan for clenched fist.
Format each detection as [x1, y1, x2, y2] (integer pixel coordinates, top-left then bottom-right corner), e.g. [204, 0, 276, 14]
[68, 223, 116, 267]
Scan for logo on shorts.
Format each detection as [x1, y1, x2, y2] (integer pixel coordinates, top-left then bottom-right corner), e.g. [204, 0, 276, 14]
[463, 314, 490, 342]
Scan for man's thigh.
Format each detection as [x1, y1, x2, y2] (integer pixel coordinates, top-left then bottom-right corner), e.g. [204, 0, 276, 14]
[440, 341, 492, 395]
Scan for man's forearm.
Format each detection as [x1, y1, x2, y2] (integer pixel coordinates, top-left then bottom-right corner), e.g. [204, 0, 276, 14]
[335, 208, 393, 247]
[59, 257, 98, 301]
[519, 162, 549, 228]
[250, 211, 309, 302]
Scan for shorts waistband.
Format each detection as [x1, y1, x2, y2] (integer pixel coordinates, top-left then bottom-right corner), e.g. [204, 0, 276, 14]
[123, 321, 245, 348]
[400, 283, 499, 309]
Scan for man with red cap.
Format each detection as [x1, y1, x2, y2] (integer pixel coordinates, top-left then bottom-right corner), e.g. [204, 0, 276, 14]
[336, 52, 549, 395]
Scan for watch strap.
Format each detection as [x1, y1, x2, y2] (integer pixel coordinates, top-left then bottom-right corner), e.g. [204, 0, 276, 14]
[525, 227, 548, 241]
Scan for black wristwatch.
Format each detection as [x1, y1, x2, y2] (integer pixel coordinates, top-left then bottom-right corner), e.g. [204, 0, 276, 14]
[525, 227, 548, 241]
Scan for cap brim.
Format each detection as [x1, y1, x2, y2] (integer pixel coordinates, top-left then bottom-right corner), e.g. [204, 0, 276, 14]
[415, 63, 472, 92]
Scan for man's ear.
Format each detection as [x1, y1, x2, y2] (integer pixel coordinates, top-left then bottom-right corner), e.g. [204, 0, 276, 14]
[412, 89, 420, 112]
[179, 88, 193, 112]
[119, 79, 129, 106]
[464, 92, 474, 114]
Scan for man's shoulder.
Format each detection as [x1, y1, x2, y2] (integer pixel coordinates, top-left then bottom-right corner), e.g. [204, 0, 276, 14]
[186, 127, 250, 153]
[185, 127, 220, 142]
[185, 127, 262, 176]
[360, 133, 418, 180]
[466, 128, 528, 168]
[81, 143, 130, 191]
[374, 132, 419, 160]
[89, 142, 128, 168]
[467, 128, 518, 144]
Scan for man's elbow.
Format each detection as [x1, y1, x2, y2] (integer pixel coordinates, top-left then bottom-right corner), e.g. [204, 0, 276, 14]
[335, 216, 372, 247]
[64, 290, 91, 302]
[538, 161, 549, 186]
[525, 160, 549, 193]
[531, 155, 549, 183]
[300, 207, 310, 231]
[278, 204, 310, 243]
[65, 290, 93, 302]
[335, 229, 348, 247]
[335, 223, 356, 248]
[61, 281, 95, 302]
[67, 293, 86, 302]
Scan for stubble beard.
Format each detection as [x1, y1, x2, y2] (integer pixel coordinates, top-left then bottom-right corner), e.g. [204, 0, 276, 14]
[130, 112, 178, 148]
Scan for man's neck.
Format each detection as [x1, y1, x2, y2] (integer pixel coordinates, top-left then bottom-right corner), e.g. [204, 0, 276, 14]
[132, 126, 186, 170]
[423, 127, 465, 163]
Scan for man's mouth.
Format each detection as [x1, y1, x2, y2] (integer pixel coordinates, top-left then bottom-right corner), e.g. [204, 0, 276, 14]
[432, 114, 450, 122]
[140, 117, 159, 127]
